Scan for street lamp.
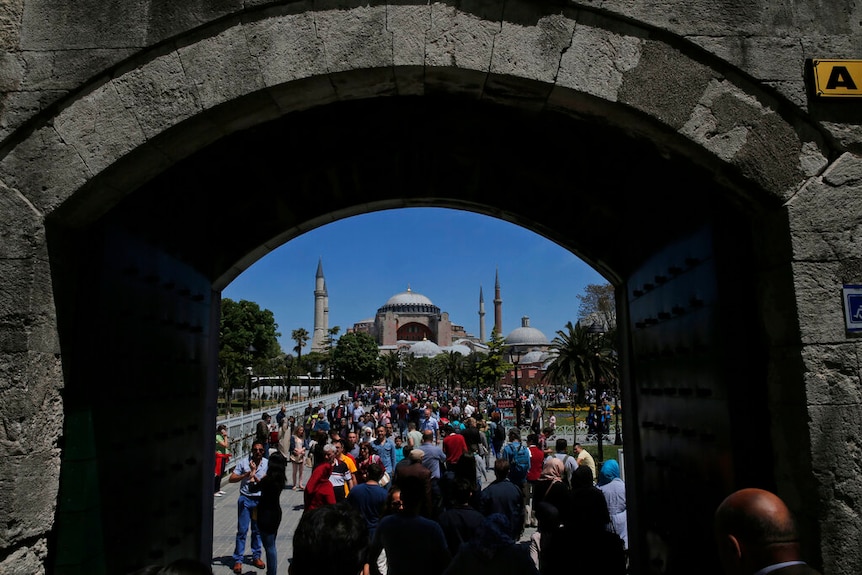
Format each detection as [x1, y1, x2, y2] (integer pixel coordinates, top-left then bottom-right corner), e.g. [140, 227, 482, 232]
[246, 344, 257, 412]
[311, 363, 323, 398]
[509, 345, 524, 428]
[397, 348, 405, 388]
[586, 321, 605, 465]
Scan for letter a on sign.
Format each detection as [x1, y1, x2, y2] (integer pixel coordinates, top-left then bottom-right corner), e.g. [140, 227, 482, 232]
[811, 59, 862, 97]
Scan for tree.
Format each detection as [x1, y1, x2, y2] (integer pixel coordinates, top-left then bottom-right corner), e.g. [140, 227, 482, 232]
[577, 283, 616, 329]
[379, 350, 402, 388]
[479, 332, 508, 391]
[331, 332, 381, 390]
[545, 321, 597, 405]
[441, 350, 464, 390]
[219, 298, 282, 405]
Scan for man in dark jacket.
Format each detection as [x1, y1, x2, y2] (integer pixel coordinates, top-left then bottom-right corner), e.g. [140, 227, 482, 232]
[479, 458, 525, 540]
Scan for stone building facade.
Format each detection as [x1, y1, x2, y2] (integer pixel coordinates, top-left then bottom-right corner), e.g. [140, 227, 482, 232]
[1, 1, 862, 574]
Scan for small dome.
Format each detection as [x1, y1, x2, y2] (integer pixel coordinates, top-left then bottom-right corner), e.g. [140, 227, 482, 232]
[385, 287, 434, 307]
[410, 338, 442, 358]
[505, 316, 549, 347]
[521, 350, 547, 364]
[444, 344, 472, 356]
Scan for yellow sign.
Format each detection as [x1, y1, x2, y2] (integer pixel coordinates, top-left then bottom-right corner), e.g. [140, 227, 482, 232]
[811, 59, 862, 98]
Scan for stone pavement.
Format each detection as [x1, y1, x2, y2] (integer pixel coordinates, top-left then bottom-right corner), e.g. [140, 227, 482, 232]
[211, 453, 536, 574]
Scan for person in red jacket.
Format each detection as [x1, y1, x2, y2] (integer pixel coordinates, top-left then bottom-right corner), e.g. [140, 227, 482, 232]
[303, 443, 336, 513]
[441, 425, 468, 472]
[525, 433, 545, 528]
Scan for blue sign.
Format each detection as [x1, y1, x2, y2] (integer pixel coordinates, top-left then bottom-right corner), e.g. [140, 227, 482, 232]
[843, 285, 862, 332]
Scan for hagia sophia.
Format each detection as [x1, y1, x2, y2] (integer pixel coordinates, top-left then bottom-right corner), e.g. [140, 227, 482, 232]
[309, 259, 552, 364]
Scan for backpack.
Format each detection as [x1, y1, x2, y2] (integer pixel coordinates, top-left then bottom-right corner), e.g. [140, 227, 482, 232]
[506, 443, 531, 484]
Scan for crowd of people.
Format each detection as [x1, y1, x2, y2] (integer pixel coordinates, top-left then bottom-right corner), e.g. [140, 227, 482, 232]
[221, 388, 632, 575]
[214, 386, 820, 575]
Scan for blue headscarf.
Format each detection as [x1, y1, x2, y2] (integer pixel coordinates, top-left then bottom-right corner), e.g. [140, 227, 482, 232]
[598, 459, 621, 486]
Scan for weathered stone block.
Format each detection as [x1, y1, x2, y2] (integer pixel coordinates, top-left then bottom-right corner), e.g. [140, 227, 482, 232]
[245, 10, 327, 87]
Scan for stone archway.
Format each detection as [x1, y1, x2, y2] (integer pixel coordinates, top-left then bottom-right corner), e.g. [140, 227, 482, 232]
[1, 2, 854, 574]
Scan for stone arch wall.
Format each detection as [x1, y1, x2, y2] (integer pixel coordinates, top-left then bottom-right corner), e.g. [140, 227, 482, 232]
[1, 1, 860, 573]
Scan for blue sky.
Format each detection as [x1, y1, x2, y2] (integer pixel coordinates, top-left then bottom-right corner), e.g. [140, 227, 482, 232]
[222, 208, 606, 353]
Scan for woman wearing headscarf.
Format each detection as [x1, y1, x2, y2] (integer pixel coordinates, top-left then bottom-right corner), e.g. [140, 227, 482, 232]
[598, 459, 628, 549]
[532, 457, 569, 516]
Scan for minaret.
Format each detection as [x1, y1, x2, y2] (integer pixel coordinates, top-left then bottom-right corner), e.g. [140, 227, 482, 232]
[312, 258, 328, 352]
[478, 286, 486, 342]
[493, 268, 503, 336]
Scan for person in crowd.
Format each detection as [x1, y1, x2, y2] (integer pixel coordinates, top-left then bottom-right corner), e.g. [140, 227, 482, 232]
[345, 430, 361, 459]
[303, 443, 336, 513]
[287, 425, 308, 490]
[346, 462, 389, 541]
[542, 465, 625, 575]
[479, 459, 525, 541]
[524, 433, 544, 527]
[529, 502, 560, 573]
[392, 447, 434, 518]
[442, 424, 469, 471]
[255, 413, 272, 459]
[406, 421, 423, 450]
[573, 442, 596, 483]
[372, 424, 397, 475]
[355, 441, 384, 485]
[598, 459, 628, 549]
[437, 478, 485, 556]
[228, 440, 269, 574]
[442, 513, 538, 575]
[714, 488, 822, 575]
[489, 412, 505, 458]
[393, 435, 406, 466]
[253, 452, 287, 575]
[419, 407, 440, 443]
[532, 458, 569, 519]
[291, 503, 369, 575]
[215, 424, 230, 497]
[329, 439, 355, 502]
[500, 429, 530, 489]
[275, 405, 287, 428]
[551, 438, 578, 488]
[420, 429, 448, 516]
[476, 419, 492, 470]
[368, 475, 451, 575]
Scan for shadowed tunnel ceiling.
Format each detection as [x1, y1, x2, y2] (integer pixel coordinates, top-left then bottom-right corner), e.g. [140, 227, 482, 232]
[80, 96, 771, 286]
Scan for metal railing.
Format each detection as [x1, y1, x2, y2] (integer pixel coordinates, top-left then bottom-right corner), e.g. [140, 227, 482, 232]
[217, 392, 345, 472]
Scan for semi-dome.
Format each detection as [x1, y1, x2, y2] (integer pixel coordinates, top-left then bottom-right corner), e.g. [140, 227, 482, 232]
[505, 316, 549, 347]
[410, 338, 442, 358]
[384, 287, 434, 307]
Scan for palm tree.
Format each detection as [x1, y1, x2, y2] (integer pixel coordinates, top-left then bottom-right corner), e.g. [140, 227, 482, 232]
[546, 320, 617, 446]
[379, 351, 402, 387]
[441, 350, 464, 390]
[291, 328, 309, 398]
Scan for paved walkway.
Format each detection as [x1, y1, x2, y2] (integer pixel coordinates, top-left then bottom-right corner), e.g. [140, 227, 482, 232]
[211, 453, 536, 574]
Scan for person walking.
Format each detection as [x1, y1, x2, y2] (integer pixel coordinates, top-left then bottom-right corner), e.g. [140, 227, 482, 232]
[228, 440, 269, 574]
[254, 452, 287, 575]
[214, 424, 230, 497]
[303, 443, 337, 513]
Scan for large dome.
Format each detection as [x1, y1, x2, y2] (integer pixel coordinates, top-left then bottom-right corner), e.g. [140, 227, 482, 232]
[384, 288, 434, 307]
[505, 316, 549, 347]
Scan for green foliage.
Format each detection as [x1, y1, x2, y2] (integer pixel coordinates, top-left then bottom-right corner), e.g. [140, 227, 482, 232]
[219, 298, 282, 400]
[545, 320, 616, 405]
[332, 332, 381, 389]
[479, 331, 508, 388]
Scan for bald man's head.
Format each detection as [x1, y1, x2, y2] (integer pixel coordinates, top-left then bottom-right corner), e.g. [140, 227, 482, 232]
[714, 489, 805, 575]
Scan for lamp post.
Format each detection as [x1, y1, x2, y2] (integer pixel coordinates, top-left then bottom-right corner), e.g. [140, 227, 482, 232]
[245, 344, 257, 412]
[510, 345, 524, 428]
[614, 387, 622, 445]
[586, 321, 606, 465]
[312, 363, 323, 398]
[397, 348, 405, 389]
